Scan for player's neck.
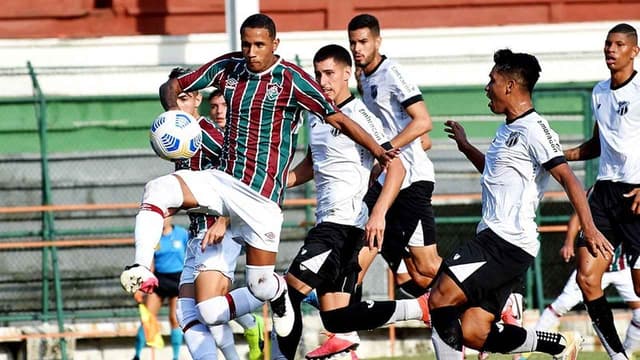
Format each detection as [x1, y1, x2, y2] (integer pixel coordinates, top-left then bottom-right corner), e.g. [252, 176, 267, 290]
[505, 99, 534, 122]
[610, 67, 636, 88]
[363, 53, 383, 75]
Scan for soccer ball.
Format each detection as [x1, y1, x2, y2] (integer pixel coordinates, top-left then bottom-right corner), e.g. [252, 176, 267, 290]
[149, 110, 202, 160]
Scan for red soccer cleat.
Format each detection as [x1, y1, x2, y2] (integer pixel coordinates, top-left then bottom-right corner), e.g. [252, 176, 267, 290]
[417, 290, 431, 327]
[305, 333, 359, 360]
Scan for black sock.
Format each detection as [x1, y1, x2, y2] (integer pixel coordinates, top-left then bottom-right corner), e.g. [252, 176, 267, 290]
[430, 306, 463, 351]
[276, 285, 306, 360]
[321, 300, 396, 333]
[585, 295, 625, 354]
[483, 323, 528, 353]
[398, 279, 428, 298]
[535, 331, 565, 355]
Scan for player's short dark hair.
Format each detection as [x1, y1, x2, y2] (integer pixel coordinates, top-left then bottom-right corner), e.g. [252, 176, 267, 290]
[348, 14, 380, 37]
[241, 13, 276, 39]
[608, 23, 638, 45]
[313, 44, 352, 68]
[493, 49, 541, 93]
[168, 67, 191, 79]
[209, 89, 223, 100]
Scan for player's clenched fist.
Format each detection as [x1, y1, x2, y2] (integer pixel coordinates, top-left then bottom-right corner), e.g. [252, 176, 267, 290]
[120, 264, 158, 294]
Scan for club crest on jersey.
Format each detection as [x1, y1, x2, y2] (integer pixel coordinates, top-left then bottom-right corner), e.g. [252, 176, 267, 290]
[505, 131, 521, 147]
[331, 128, 342, 137]
[225, 77, 238, 90]
[370, 85, 378, 99]
[617, 101, 629, 116]
[266, 83, 283, 101]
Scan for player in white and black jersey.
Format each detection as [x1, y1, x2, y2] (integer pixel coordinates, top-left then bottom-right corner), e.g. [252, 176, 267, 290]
[347, 13, 440, 298]
[276, 44, 430, 360]
[564, 23, 640, 360]
[431, 49, 610, 360]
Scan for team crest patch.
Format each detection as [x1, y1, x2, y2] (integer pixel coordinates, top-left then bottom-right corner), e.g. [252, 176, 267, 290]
[267, 83, 283, 101]
[370, 85, 378, 99]
[618, 101, 629, 116]
[225, 77, 238, 90]
[505, 131, 521, 147]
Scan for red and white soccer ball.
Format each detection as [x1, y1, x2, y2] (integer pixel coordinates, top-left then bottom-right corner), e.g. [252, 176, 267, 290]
[149, 110, 202, 160]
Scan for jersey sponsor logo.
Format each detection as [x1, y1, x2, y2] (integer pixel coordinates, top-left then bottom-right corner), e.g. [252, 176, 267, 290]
[505, 131, 521, 147]
[366, 300, 375, 309]
[267, 83, 283, 101]
[453, 253, 461, 261]
[536, 119, 561, 153]
[617, 101, 629, 116]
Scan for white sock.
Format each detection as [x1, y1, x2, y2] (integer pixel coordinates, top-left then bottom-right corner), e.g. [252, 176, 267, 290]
[512, 328, 537, 353]
[183, 322, 218, 360]
[234, 313, 256, 330]
[624, 308, 640, 353]
[387, 299, 423, 324]
[133, 210, 164, 268]
[334, 331, 360, 343]
[210, 324, 240, 360]
[228, 287, 265, 316]
[535, 306, 561, 331]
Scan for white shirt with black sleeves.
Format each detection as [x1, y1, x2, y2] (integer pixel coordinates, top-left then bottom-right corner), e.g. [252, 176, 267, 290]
[477, 110, 566, 257]
[308, 95, 390, 229]
[592, 71, 640, 184]
[359, 56, 435, 185]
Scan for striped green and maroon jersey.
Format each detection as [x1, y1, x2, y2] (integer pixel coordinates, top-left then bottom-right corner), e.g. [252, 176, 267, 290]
[177, 52, 339, 205]
[174, 116, 224, 171]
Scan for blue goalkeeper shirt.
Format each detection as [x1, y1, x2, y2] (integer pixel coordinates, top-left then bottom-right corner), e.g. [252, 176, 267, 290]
[154, 225, 189, 274]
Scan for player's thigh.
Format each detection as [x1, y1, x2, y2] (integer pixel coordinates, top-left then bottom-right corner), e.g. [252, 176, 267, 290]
[193, 233, 243, 301]
[460, 307, 494, 349]
[222, 175, 284, 253]
[173, 169, 226, 215]
[441, 229, 533, 318]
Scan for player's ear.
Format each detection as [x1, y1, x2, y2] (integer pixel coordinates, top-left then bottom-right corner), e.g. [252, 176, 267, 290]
[344, 66, 352, 81]
[272, 38, 280, 52]
[631, 44, 639, 60]
[194, 92, 203, 107]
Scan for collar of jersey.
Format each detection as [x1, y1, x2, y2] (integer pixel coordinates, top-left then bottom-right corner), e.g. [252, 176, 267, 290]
[244, 55, 282, 76]
[506, 108, 535, 124]
[364, 55, 387, 77]
[336, 95, 356, 109]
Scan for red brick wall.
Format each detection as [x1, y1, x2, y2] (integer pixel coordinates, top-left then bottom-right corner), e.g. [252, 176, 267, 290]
[3, 0, 639, 38]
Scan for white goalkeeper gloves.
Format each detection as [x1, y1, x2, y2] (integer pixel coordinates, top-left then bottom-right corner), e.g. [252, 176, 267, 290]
[120, 264, 158, 294]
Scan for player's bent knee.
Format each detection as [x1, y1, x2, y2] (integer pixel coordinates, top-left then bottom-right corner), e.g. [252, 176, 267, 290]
[195, 297, 229, 326]
[246, 265, 281, 301]
[142, 175, 184, 210]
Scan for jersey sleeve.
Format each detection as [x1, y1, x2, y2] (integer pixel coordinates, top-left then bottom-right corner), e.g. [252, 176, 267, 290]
[177, 52, 240, 92]
[388, 62, 423, 109]
[528, 117, 566, 170]
[290, 65, 339, 118]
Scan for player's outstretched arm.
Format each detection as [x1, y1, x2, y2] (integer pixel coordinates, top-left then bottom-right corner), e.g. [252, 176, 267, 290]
[564, 124, 601, 161]
[444, 120, 485, 173]
[159, 77, 182, 111]
[324, 112, 397, 167]
[549, 163, 613, 260]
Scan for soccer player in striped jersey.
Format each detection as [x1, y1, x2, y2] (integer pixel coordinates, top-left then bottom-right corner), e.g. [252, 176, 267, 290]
[433, 49, 610, 360]
[275, 44, 430, 360]
[122, 13, 397, 351]
[563, 23, 640, 360]
[347, 14, 441, 298]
